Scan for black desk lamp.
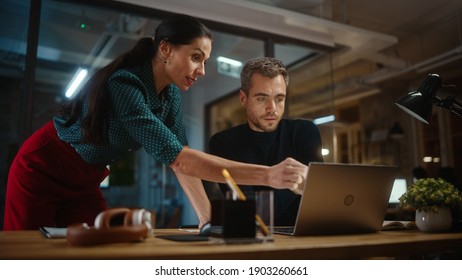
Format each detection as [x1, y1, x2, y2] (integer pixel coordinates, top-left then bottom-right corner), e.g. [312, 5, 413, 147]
[395, 74, 462, 124]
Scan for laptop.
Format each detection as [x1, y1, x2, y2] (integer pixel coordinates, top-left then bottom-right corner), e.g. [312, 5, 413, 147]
[274, 162, 398, 235]
[388, 178, 407, 207]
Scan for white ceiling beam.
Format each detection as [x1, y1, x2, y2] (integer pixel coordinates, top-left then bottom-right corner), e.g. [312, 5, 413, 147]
[115, 0, 334, 47]
[114, 0, 397, 51]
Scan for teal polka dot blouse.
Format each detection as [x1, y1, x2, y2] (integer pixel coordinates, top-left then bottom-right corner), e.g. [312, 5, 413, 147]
[54, 63, 187, 166]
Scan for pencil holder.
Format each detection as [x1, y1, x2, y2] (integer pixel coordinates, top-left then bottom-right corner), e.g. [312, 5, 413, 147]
[210, 199, 256, 238]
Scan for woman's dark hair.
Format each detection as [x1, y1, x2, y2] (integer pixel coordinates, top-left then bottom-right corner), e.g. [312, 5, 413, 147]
[58, 14, 212, 145]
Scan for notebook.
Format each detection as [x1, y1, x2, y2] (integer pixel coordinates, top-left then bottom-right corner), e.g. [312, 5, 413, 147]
[274, 162, 398, 235]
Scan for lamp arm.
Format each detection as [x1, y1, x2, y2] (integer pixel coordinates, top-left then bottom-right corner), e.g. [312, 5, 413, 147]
[434, 96, 462, 118]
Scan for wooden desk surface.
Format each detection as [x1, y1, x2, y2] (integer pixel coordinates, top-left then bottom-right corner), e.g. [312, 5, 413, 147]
[1, 229, 462, 260]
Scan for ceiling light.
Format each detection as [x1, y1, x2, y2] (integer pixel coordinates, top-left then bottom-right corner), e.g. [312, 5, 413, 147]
[313, 115, 335, 125]
[423, 156, 432, 163]
[65, 68, 88, 98]
[217, 56, 242, 78]
[217, 56, 243, 67]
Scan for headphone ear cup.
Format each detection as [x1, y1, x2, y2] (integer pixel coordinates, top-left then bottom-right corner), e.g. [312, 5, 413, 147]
[94, 208, 130, 229]
[124, 209, 142, 226]
[142, 210, 154, 231]
[124, 209, 154, 232]
[94, 212, 104, 229]
[67, 223, 149, 246]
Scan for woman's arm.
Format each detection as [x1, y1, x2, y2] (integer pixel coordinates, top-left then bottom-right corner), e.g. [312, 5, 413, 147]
[170, 147, 307, 195]
[173, 171, 211, 228]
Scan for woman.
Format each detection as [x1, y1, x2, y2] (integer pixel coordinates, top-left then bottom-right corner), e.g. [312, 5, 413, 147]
[4, 14, 307, 230]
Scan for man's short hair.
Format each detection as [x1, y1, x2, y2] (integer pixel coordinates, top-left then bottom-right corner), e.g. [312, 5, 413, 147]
[240, 57, 288, 94]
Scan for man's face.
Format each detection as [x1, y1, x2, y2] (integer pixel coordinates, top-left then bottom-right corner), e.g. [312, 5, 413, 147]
[240, 73, 286, 132]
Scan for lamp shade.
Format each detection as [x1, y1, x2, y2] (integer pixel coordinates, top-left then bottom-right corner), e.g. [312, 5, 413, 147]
[395, 74, 442, 124]
[395, 91, 433, 124]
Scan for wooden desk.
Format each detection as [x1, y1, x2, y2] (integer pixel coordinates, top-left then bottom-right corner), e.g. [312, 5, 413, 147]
[1, 229, 461, 259]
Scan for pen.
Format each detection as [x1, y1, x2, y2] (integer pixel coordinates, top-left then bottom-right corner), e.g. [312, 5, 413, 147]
[221, 169, 270, 236]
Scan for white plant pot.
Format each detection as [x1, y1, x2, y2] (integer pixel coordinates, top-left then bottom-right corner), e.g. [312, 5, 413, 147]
[415, 207, 452, 232]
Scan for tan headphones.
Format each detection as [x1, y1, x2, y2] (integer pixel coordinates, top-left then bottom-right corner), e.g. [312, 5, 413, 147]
[67, 208, 155, 246]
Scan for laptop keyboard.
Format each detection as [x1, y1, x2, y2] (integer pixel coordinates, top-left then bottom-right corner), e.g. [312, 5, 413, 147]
[274, 226, 294, 234]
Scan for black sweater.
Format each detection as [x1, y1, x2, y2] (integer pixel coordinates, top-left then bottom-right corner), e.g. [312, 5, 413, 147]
[209, 119, 323, 226]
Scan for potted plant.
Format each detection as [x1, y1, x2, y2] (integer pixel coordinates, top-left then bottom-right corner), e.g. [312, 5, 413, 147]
[399, 178, 462, 232]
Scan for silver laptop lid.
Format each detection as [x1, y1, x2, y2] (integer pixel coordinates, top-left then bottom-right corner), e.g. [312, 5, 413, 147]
[293, 162, 398, 235]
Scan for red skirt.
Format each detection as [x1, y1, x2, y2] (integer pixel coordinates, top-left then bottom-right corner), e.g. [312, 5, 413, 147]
[4, 121, 109, 230]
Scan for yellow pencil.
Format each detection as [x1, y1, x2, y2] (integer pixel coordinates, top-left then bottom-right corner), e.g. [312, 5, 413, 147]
[221, 169, 270, 236]
[221, 169, 246, 200]
[255, 214, 270, 237]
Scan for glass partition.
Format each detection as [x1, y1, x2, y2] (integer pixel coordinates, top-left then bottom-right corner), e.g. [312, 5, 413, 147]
[0, 0, 31, 228]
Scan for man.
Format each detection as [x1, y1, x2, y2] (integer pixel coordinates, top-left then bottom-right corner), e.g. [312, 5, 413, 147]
[209, 57, 323, 226]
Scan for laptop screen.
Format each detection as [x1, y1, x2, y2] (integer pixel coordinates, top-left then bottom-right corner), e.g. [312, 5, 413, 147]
[389, 178, 407, 204]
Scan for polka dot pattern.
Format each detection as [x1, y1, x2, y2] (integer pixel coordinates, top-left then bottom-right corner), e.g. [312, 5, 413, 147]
[54, 63, 187, 166]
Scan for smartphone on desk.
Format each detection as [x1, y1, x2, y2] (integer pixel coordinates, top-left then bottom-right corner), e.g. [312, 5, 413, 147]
[39, 227, 67, 238]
